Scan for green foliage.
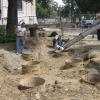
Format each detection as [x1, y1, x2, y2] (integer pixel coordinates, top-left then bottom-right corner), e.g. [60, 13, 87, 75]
[0, 26, 6, 43]
[75, 0, 100, 13]
[23, 0, 52, 18]
[36, 0, 52, 18]
[37, 0, 51, 8]
[60, 6, 69, 17]
[62, 0, 80, 17]
[36, 3, 50, 18]
[5, 32, 16, 43]
[62, 0, 100, 14]
[0, 26, 16, 43]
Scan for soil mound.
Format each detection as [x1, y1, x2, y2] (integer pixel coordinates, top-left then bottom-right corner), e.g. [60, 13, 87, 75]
[80, 73, 100, 85]
[19, 76, 45, 89]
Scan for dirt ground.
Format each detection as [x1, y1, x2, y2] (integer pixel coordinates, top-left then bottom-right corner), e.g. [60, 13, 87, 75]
[0, 34, 100, 100]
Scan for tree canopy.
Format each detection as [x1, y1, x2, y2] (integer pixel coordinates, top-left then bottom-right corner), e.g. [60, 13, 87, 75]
[63, 0, 100, 14]
[75, 0, 100, 13]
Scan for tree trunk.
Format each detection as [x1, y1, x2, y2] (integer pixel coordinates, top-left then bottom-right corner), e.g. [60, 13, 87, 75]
[6, 0, 18, 41]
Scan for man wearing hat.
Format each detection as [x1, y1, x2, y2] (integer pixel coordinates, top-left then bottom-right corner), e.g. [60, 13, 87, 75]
[16, 21, 27, 54]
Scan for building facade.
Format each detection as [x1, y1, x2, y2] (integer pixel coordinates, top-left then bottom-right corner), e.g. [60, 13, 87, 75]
[0, 0, 37, 25]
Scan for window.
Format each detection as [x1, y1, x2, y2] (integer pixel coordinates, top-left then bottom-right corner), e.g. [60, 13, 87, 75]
[17, 0, 22, 11]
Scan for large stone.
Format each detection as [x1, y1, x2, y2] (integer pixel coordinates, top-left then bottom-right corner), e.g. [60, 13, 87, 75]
[3, 51, 26, 74]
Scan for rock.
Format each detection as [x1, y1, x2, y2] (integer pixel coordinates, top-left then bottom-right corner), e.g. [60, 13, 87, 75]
[65, 59, 72, 64]
[36, 92, 41, 100]
[3, 51, 25, 74]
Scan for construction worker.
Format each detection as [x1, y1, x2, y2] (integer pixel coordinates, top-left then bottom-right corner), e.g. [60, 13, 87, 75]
[50, 31, 64, 51]
[16, 21, 27, 54]
[53, 34, 64, 51]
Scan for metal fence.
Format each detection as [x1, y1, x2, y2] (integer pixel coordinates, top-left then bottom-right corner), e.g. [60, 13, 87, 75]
[0, 16, 37, 25]
[37, 14, 99, 36]
[0, 14, 99, 34]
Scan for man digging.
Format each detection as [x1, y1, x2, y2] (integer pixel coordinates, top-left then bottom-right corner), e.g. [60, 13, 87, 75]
[16, 21, 27, 54]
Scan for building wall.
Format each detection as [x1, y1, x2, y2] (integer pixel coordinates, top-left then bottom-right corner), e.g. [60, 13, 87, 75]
[0, 0, 37, 25]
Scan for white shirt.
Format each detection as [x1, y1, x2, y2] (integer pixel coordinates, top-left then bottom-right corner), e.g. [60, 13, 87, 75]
[17, 26, 26, 36]
[55, 35, 59, 39]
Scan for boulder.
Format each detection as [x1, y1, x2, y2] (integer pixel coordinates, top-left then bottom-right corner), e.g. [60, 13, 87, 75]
[3, 51, 25, 74]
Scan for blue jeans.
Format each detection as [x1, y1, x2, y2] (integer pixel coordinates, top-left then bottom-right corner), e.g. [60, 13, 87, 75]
[16, 36, 24, 53]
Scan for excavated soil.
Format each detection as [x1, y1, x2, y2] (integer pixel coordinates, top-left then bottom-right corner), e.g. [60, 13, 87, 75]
[0, 36, 100, 100]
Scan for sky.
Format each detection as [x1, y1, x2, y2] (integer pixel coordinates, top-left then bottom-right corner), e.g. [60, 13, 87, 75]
[53, 0, 64, 6]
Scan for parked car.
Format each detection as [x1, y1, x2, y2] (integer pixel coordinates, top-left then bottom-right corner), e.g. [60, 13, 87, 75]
[81, 18, 97, 26]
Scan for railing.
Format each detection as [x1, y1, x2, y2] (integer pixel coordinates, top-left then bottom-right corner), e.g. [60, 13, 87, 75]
[0, 14, 99, 35]
[0, 16, 37, 25]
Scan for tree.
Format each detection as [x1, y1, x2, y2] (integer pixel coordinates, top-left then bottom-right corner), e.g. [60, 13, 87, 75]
[6, 0, 51, 40]
[36, 2, 50, 18]
[37, 0, 51, 8]
[49, 1, 58, 17]
[6, 0, 18, 41]
[36, 0, 52, 18]
[75, 0, 100, 13]
[6, 0, 33, 41]
[61, 6, 69, 17]
[62, 0, 79, 22]
[63, 0, 100, 14]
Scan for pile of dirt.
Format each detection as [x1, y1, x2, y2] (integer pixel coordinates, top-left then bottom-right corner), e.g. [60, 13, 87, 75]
[22, 62, 41, 74]
[52, 52, 65, 58]
[22, 50, 39, 61]
[19, 76, 45, 89]
[83, 50, 100, 69]
[77, 48, 100, 87]
[84, 50, 100, 61]
[25, 37, 50, 48]
[60, 57, 83, 70]
[80, 73, 100, 85]
[1, 38, 100, 100]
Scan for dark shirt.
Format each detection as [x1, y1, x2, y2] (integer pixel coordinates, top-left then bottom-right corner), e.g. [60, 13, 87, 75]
[29, 27, 38, 37]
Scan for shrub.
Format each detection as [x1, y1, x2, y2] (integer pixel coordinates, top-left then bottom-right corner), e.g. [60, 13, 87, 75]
[0, 26, 6, 43]
[0, 25, 16, 43]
